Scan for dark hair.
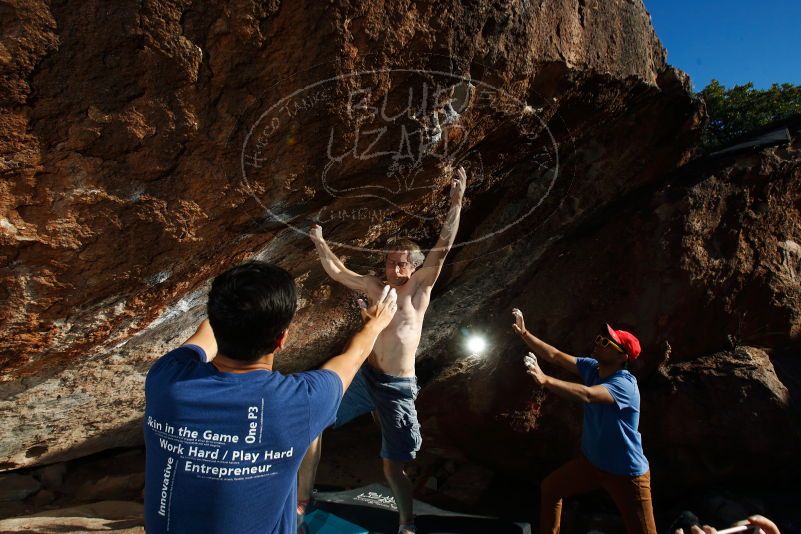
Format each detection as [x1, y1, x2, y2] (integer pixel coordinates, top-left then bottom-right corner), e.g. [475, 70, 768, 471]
[207, 261, 297, 362]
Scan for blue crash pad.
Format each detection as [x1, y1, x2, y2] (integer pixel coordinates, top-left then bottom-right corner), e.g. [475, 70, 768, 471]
[302, 509, 369, 533]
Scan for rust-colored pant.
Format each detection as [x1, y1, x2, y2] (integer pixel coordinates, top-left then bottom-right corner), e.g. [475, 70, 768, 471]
[540, 455, 657, 534]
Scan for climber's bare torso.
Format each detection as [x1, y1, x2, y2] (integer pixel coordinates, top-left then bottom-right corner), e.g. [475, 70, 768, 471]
[362, 271, 432, 377]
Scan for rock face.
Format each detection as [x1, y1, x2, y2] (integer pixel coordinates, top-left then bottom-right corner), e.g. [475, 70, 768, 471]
[643, 347, 797, 490]
[0, 501, 144, 533]
[0, 447, 146, 525]
[1, 0, 681, 375]
[0, 473, 41, 502]
[417, 125, 801, 488]
[2, 0, 797, 500]
[1, 0, 703, 470]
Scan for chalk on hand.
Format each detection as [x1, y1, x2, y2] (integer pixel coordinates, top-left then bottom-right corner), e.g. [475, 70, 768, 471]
[512, 308, 522, 318]
[357, 298, 367, 309]
[380, 285, 390, 301]
[524, 352, 537, 367]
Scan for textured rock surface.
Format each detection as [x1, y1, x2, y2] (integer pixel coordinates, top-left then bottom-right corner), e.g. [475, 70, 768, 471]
[417, 128, 801, 487]
[0, 447, 145, 522]
[1, 0, 677, 374]
[643, 347, 797, 489]
[1, 0, 706, 470]
[0, 501, 144, 533]
[0, 473, 41, 502]
[420, 343, 801, 486]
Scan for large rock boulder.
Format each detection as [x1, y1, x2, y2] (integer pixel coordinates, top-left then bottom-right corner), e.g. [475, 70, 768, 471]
[1, 0, 704, 470]
[0, 501, 144, 533]
[417, 125, 801, 489]
[643, 347, 798, 491]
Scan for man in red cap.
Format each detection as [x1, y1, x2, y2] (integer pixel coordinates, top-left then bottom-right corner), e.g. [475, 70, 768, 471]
[512, 309, 656, 534]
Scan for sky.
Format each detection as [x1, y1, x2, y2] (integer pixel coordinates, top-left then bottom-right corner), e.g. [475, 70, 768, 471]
[644, 1, 801, 91]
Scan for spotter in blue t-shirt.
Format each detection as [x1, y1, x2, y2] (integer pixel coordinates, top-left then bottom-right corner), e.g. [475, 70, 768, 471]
[575, 357, 649, 476]
[143, 344, 342, 534]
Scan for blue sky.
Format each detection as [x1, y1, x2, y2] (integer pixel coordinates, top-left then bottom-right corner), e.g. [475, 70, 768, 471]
[644, 1, 801, 91]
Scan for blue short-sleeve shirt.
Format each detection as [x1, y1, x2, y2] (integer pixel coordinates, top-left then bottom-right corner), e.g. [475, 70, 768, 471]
[144, 344, 342, 533]
[575, 357, 649, 476]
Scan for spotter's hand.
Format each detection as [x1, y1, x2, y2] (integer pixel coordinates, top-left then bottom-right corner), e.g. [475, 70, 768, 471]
[512, 308, 526, 335]
[524, 352, 547, 385]
[362, 285, 397, 330]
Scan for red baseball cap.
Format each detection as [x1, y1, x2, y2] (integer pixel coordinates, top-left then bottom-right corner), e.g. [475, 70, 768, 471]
[606, 324, 641, 360]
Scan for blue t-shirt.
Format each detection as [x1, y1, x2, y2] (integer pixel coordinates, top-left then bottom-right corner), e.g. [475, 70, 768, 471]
[144, 344, 342, 534]
[576, 357, 649, 476]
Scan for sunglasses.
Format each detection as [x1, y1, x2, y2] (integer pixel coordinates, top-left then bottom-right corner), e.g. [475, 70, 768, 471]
[594, 335, 627, 356]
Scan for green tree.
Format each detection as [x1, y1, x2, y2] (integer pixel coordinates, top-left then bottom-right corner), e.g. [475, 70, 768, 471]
[699, 80, 801, 148]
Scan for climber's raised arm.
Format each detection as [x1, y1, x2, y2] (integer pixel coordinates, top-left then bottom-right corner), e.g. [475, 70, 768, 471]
[310, 224, 383, 294]
[412, 166, 466, 289]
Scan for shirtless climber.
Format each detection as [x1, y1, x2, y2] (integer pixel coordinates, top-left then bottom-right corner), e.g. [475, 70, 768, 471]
[297, 166, 467, 534]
